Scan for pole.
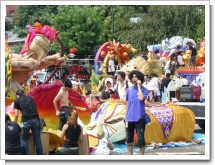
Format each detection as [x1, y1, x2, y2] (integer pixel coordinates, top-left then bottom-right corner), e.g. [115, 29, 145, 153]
[112, 6, 115, 40]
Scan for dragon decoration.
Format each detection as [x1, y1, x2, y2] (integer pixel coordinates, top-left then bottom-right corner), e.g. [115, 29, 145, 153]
[93, 40, 137, 92]
[7, 22, 67, 98]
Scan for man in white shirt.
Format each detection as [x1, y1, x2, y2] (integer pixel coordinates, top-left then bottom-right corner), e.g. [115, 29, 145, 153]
[181, 75, 189, 85]
[177, 54, 185, 67]
[150, 73, 161, 101]
[175, 75, 182, 88]
[108, 55, 115, 76]
[115, 71, 131, 101]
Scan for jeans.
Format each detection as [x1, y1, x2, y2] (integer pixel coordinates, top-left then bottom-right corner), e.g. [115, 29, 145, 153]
[59, 106, 70, 130]
[21, 118, 43, 155]
[126, 117, 146, 147]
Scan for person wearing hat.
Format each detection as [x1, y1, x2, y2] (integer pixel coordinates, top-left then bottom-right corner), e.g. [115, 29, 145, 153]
[187, 41, 197, 66]
[13, 89, 43, 155]
[125, 70, 148, 155]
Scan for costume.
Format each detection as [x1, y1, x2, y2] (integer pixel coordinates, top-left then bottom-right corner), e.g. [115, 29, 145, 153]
[125, 85, 148, 147]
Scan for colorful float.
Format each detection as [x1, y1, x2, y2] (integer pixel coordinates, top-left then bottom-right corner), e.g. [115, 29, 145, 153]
[177, 37, 205, 83]
[147, 36, 196, 57]
[5, 23, 197, 155]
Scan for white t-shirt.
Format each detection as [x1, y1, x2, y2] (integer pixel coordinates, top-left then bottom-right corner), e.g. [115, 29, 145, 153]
[108, 59, 115, 72]
[175, 78, 182, 88]
[181, 78, 189, 85]
[150, 77, 161, 96]
[177, 55, 184, 65]
[116, 80, 131, 101]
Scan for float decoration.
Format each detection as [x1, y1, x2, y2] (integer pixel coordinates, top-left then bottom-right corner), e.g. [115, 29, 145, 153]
[196, 37, 205, 66]
[176, 37, 205, 83]
[68, 47, 77, 58]
[9, 22, 67, 93]
[5, 38, 12, 98]
[20, 22, 58, 54]
[84, 99, 195, 146]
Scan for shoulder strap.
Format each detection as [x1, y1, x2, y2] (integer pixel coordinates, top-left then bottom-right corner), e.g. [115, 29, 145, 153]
[126, 80, 129, 89]
[115, 83, 119, 98]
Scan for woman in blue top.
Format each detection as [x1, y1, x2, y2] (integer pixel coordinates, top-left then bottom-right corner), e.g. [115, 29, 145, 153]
[125, 70, 148, 155]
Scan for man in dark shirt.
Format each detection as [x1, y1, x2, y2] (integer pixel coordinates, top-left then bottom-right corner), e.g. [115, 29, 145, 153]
[5, 114, 22, 155]
[161, 73, 171, 93]
[187, 42, 197, 66]
[13, 89, 43, 155]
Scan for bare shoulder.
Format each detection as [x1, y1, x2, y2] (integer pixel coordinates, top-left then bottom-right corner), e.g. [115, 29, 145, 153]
[58, 87, 64, 94]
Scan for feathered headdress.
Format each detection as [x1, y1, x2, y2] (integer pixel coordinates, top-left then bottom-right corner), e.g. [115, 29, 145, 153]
[20, 22, 58, 54]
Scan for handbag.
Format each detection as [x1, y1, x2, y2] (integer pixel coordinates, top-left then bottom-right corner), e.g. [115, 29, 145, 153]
[144, 113, 151, 125]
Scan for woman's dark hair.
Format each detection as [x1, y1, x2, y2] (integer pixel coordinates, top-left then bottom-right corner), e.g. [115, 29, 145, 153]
[154, 49, 159, 54]
[128, 70, 145, 83]
[16, 89, 25, 97]
[117, 71, 126, 80]
[151, 73, 158, 77]
[5, 114, 11, 123]
[64, 79, 73, 88]
[166, 73, 171, 78]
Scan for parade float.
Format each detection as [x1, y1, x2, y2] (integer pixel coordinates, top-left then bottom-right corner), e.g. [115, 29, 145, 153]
[5, 23, 196, 155]
[84, 99, 195, 145]
[147, 36, 196, 57]
[92, 40, 138, 92]
[177, 37, 205, 83]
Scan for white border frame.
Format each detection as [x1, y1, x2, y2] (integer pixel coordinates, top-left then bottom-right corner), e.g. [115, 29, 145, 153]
[1, 0, 210, 160]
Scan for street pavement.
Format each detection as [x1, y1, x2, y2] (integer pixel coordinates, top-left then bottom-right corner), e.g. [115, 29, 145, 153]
[113, 124, 205, 155]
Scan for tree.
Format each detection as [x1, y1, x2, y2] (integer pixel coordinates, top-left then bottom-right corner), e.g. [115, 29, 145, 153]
[10, 5, 205, 56]
[50, 6, 105, 58]
[12, 5, 59, 37]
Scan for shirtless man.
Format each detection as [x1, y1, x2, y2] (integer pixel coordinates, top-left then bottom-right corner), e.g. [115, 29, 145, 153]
[53, 79, 73, 130]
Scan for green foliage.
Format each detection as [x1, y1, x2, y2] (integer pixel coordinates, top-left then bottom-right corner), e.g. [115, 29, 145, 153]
[50, 6, 105, 58]
[109, 5, 204, 52]
[195, 7, 205, 41]
[90, 69, 99, 84]
[10, 5, 205, 57]
[10, 44, 23, 54]
[5, 22, 13, 31]
[14, 5, 59, 27]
